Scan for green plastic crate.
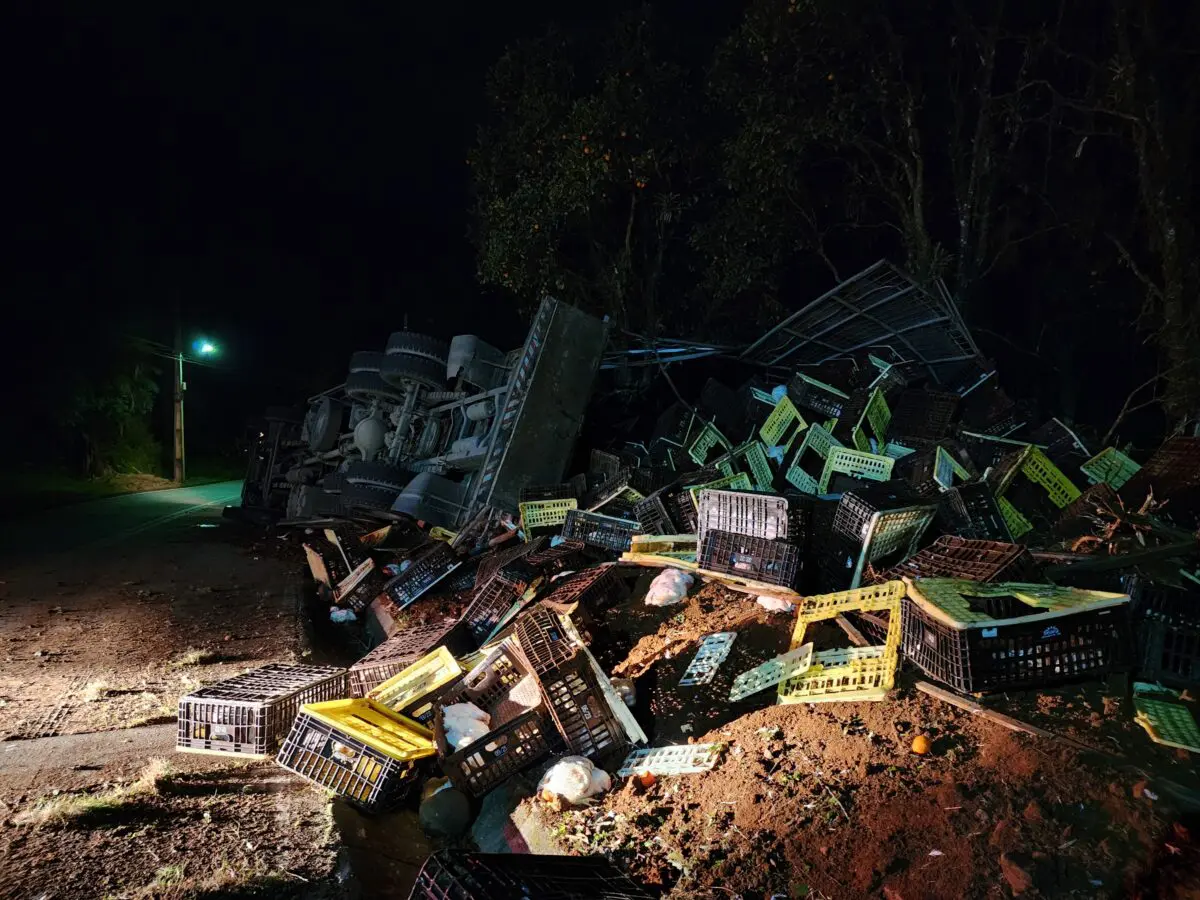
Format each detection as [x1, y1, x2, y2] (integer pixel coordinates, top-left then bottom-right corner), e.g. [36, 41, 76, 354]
[785, 424, 843, 494]
[934, 446, 971, 490]
[759, 395, 806, 450]
[997, 496, 1033, 539]
[687, 472, 753, 507]
[883, 441, 916, 460]
[1020, 447, 1081, 508]
[818, 448, 895, 494]
[1080, 447, 1141, 491]
[688, 422, 730, 465]
[735, 442, 774, 491]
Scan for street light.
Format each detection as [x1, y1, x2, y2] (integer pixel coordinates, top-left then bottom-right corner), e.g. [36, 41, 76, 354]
[174, 338, 221, 483]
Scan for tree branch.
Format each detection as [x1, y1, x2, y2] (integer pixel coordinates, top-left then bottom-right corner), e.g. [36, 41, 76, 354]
[1108, 233, 1165, 302]
[1102, 366, 1179, 445]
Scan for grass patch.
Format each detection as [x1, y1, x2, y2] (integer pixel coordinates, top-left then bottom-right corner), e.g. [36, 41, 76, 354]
[154, 864, 185, 887]
[170, 648, 219, 669]
[81, 679, 110, 703]
[15, 757, 173, 828]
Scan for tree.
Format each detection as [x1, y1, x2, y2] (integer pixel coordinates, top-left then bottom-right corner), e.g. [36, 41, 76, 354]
[470, 11, 708, 337]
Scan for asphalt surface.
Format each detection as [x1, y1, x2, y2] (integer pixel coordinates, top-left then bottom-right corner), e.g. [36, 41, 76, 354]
[0, 480, 244, 560]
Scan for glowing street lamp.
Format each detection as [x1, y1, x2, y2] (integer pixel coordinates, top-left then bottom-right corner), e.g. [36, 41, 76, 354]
[175, 337, 221, 482]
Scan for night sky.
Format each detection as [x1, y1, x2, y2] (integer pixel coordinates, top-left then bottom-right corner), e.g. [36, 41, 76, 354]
[9, 3, 650, 462]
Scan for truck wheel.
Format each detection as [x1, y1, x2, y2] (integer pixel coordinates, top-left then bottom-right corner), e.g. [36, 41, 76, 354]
[386, 332, 449, 363]
[380, 352, 447, 389]
[342, 482, 400, 512]
[344, 460, 412, 492]
[286, 484, 309, 519]
[345, 371, 404, 402]
[308, 397, 344, 452]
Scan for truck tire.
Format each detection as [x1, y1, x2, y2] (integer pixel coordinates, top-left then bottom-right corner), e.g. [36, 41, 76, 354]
[342, 481, 400, 512]
[308, 397, 344, 453]
[380, 352, 447, 389]
[286, 484, 309, 519]
[344, 460, 412, 492]
[348, 351, 385, 373]
[386, 332, 449, 363]
[345, 370, 404, 402]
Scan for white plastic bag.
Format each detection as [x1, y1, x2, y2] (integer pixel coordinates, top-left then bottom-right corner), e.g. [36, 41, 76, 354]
[538, 755, 612, 804]
[644, 568, 694, 607]
[442, 702, 491, 750]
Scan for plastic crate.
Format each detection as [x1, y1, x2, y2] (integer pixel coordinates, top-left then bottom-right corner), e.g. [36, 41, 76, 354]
[531, 652, 624, 759]
[634, 489, 677, 536]
[1080, 447, 1141, 491]
[696, 489, 791, 549]
[1019, 447, 1082, 508]
[888, 389, 959, 445]
[1125, 436, 1200, 497]
[519, 498, 578, 530]
[937, 482, 1012, 542]
[902, 579, 1131, 693]
[434, 647, 557, 797]
[383, 543, 463, 610]
[785, 423, 843, 494]
[589, 449, 623, 483]
[562, 509, 640, 553]
[832, 482, 925, 543]
[276, 699, 434, 812]
[462, 570, 530, 643]
[880, 536, 1034, 583]
[523, 539, 588, 572]
[687, 421, 729, 465]
[685, 472, 753, 508]
[779, 581, 905, 704]
[818, 447, 895, 494]
[349, 621, 463, 698]
[788, 372, 849, 418]
[734, 441, 774, 490]
[542, 564, 623, 612]
[1135, 583, 1200, 690]
[514, 604, 579, 675]
[665, 490, 698, 533]
[368, 647, 463, 725]
[698, 530, 801, 588]
[177, 664, 347, 757]
[997, 496, 1033, 539]
[408, 851, 659, 900]
[760, 395, 807, 449]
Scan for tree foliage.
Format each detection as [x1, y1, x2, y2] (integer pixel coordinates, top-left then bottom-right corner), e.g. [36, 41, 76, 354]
[470, 11, 707, 336]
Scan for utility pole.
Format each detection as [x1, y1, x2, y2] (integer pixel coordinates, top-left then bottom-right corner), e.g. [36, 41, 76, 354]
[173, 316, 186, 483]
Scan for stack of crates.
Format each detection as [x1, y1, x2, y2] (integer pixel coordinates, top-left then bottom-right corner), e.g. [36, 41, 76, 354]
[348, 620, 464, 697]
[433, 644, 559, 797]
[902, 579, 1131, 693]
[276, 698, 435, 812]
[695, 489, 801, 588]
[178, 663, 346, 758]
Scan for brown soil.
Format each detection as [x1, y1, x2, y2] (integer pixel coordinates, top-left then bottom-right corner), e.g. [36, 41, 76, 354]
[521, 567, 1200, 900]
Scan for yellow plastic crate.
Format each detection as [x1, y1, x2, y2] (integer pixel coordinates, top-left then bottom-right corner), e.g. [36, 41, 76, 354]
[298, 698, 435, 763]
[1020, 447, 1081, 508]
[429, 526, 458, 543]
[367, 646, 462, 723]
[630, 534, 698, 557]
[760, 395, 807, 450]
[779, 581, 904, 704]
[997, 496, 1033, 539]
[519, 498, 578, 530]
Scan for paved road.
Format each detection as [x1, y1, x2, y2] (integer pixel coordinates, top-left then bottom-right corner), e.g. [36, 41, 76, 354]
[0, 480, 243, 560]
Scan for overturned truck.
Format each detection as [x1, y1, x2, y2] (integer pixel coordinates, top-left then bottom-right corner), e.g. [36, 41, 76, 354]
[237, 298, 609, 529]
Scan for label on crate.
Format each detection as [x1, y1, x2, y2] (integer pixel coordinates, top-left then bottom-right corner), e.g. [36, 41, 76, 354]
[1041, 625, 1061, 639]
[981, 628, 998, 638]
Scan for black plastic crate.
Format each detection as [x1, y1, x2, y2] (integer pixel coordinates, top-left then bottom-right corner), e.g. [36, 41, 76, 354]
[887, 389, 959, 445]
[562, 509, 639, 553]
[462, 571, 529, 643]
[937, 482, 1012, 542]
[383, 543, 463, 609]
[634, 489, 677, 536]
[434, 648, 558, 797]
[879, 536, 1034, 584]
[902, 589, 1131, 693]
[349, 621, 465, 698]
[276, 701, 430, 813]
[787, 373, 847, 419]
[664, 490, 698, 534]
[832, 481, 926, 543]
[514, 604, 579, 675]
[1134, 582, 1200, 690]
[543, 564, 624, 613]
[699, 530, 801, 587]
[531, 652, 624, 760]
[809, 534, 861, 593]
[523, 538, 589, 573]
[178, 664, 347, 757]
[409, 851, 659, 900]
